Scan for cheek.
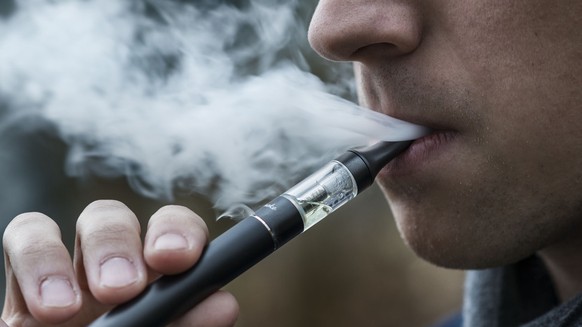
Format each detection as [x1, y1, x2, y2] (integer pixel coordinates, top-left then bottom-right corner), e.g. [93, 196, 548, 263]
[437, 0, 582, 116]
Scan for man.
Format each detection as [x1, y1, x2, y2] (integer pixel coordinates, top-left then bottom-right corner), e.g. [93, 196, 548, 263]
[2, 0, 581, 326]
[309, 0, 582, 326]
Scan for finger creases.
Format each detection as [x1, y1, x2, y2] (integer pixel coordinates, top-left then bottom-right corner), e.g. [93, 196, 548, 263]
[75, 200, 147, 305]
[2, 212, 82, 324]
[144, 205, 209, 274]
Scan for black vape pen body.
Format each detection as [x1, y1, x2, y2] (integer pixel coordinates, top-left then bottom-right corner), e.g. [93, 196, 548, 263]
[89, 141, 410, 327]
[89, 196, 303, 327]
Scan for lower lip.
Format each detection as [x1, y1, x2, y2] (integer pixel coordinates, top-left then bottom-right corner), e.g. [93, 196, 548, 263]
[382, 131, 458, 176]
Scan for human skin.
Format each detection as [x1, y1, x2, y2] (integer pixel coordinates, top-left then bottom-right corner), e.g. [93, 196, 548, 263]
[3, 1, 582, 324]
[309, 0, 582, 301]
[1, 201, 239, 326]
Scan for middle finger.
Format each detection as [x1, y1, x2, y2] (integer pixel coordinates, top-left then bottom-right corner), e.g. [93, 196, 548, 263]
[74, 200, 147, 305]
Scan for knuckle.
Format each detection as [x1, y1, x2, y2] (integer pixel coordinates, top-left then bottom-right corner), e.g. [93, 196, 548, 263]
[83, 222, 138, 246]
[149, 205, 207, 231]
[15, 241, 64, 260]
[4, 236, 67, 271]
[3, 213, 60, 250]
[5, 212, 56, 233]
[18, 241, 63, 257]
[153, 205, 197, 221]
[77, 200, 140, 235]
[84, 199, 128, 212]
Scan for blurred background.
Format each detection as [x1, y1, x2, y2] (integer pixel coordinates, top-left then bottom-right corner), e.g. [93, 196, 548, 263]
[0, 0, 463, 326]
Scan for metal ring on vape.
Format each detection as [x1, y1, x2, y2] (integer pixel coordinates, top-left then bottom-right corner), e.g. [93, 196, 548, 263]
[251, 215, 279, 249]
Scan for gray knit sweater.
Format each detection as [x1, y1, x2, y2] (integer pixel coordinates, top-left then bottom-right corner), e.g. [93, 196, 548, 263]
[462, 256, 582, 326]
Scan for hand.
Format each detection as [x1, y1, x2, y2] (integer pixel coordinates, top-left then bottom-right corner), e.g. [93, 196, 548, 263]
[1, 200, 239, 326]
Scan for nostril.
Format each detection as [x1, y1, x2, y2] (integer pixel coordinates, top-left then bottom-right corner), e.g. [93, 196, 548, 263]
[352, 42, 402, 61]
[308, 23, 389, 62]
[308, 1, 423, 63]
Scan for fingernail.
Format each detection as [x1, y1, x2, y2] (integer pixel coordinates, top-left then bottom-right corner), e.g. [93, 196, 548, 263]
[40, 276, 77, 308]
[154, 233, 189, 250]
[100, 256, 138, 288]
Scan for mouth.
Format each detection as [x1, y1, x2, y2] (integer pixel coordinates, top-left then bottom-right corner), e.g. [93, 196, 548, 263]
[381, 130, 459, 177]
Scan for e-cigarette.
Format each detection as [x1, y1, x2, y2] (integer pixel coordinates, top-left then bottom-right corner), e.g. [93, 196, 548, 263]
[89, 141, 411, 327]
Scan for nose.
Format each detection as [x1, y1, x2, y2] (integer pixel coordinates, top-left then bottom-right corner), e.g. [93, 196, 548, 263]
[308, 1, 423, 62]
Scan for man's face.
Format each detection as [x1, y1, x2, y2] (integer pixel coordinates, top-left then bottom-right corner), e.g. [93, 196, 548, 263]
[308, 0, 582, 268]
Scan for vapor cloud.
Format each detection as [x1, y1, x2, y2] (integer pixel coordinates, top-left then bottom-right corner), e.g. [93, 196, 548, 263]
[0, 0, 425, 209]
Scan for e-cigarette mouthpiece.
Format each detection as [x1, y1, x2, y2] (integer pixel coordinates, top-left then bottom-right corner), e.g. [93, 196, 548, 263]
[284, 141, 410, 231]
[89, 141, 411, 327]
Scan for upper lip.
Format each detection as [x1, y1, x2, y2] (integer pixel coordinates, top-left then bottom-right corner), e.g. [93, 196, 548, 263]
[373, 106, 459, 135]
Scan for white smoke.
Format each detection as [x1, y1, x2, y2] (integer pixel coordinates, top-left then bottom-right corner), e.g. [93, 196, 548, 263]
[0, 0, 426, 209]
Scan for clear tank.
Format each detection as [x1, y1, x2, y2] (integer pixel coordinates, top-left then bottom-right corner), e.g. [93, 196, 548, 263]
[283, 160, 358, 231]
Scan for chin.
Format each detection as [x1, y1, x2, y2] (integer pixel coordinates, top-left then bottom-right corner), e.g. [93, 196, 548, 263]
[390, 204, 534, 270]
[399, 229, 525, 270]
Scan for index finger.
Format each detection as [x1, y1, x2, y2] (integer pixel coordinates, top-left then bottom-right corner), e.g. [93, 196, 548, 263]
[74, 200, 147, 305]
[2, 213, 82, 325]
